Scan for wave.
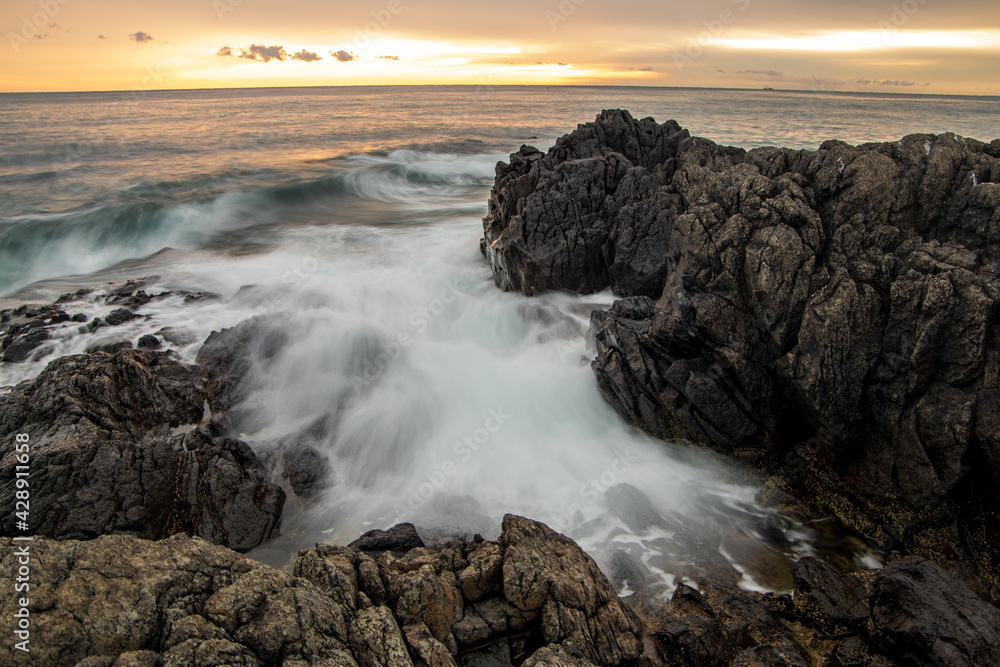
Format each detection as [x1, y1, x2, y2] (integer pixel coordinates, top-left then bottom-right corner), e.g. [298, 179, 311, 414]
[0, 150, 503, 295]
[272, 150, 503, 205]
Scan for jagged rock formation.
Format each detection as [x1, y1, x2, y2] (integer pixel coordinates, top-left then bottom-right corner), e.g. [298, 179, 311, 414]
[0, 516, 645, 667]
[5, 519, 998, 666]
[482, 109, 1000, 582]
[0, 348, 283, 551]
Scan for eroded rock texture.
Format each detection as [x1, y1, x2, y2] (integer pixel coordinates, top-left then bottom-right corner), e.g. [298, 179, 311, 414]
[482, 109, 1000, 580]
[0, 516, 645, 667]
[0, 348, 283, 551]
[7, 520, 996, 666]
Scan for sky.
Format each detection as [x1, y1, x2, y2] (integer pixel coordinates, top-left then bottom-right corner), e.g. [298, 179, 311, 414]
[1, 0, 998, 95]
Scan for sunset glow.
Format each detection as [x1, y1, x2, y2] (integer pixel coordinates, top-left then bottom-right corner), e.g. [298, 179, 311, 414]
[1, 0, 998, 94]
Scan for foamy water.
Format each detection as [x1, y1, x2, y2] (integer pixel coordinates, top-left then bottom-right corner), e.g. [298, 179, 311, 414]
[4, 86, 995, 593]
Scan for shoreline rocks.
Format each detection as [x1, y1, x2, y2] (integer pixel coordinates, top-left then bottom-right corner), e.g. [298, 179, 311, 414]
[4, 518, 998, 666]
[0, 347, 284, 551]
[482, 109, 1000, 586]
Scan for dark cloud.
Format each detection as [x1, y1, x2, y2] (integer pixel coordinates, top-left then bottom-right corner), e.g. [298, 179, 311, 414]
[877, 79, 918, 86]
[638, 66, 654, 72]
[129, 31, 153, 44]
[331, 49, 354, 62]
[291, 49, 321, 62]
[720, 69, 784, 77]
[97, 34, 106, 39]
[376, 55, 399, 60]
[216, 46, 233, 57]
[239, 44, 288, 62]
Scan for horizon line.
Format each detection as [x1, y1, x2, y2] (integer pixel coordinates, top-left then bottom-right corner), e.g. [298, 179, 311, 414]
[1, 83, 998, 100]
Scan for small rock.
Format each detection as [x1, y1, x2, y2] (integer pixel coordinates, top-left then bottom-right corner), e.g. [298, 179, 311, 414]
[105, 308, 138, 326]
[349, 523, 425, 554]
[137, 334, 161, 349]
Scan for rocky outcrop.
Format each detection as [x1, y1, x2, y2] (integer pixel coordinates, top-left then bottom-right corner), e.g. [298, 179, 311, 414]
[0, 516, 646, 667]
[645, 554, 1000, 667]
[871, 557, 1000, 666]
[6, 519, 994, 667]
[482, 109, 1000, 582]
[0, 348, 283, 551]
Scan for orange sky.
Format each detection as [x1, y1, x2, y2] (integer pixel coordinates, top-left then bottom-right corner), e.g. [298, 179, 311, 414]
[1, 0, 999, 94]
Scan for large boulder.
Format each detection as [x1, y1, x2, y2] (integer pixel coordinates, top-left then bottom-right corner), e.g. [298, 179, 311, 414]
[0, 349, 283, 551]
[483, 109, 1000, 580]
[871, 557, 1000, 667]
[501, 515, 644, 665]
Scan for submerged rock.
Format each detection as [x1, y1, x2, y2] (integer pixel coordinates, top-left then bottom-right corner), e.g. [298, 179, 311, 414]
[196, 315, 290, 413]
[483, 109, 1000, 582]
[0, 303, 75, 362]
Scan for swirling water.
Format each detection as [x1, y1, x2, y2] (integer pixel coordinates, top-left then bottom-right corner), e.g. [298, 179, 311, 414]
[1, 86, 997, 593]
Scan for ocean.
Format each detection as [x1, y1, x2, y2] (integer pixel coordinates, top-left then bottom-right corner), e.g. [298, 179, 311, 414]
[1, 85, 997, 593]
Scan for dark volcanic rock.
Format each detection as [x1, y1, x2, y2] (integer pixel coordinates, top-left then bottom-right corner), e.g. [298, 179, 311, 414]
[196, 316, 290, 413]
[0, 303, 76, 362]
[104, 307, 138, 326]
[792, 557, 869, 634]
[136, 333, 161, 349]
[483, 109, 1000, 580]
[0, 349, 284, 551]
[871, 557, 1000, 667]
[349, 522, 425, 554]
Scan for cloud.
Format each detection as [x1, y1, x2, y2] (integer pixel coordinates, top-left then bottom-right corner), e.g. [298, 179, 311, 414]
[377, 55, 400, 60]
[638, 66, 654, 72]
[331, 49, 354, 62]
[877, 79, 918, 87]
[129, 31, 153, 44]
[239, 44, 288, 62]
[720, 69, 784, 77]
[291, 49, 321, 62]
[97, 34, 106, 40]
[216, 46, 233, 57]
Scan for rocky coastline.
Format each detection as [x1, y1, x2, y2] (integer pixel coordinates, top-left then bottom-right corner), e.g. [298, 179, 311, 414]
[482, 110, 1000, 593]
[1, 110, 999, 665]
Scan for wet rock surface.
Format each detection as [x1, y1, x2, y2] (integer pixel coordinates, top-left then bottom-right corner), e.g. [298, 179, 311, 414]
[1, 276, 221, 365]
[482, 109, 1000, 583]
[0, 348, 283, 551]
